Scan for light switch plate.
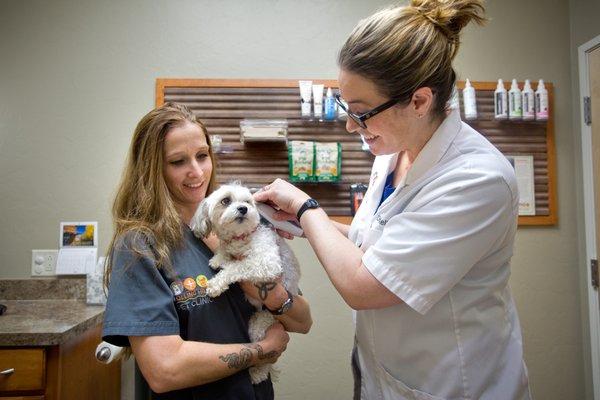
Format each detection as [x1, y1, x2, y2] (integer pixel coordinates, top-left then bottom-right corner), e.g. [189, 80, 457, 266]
[31, 249, 58, 277]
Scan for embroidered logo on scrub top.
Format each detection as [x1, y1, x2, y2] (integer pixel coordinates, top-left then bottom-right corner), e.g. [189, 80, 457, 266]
[196, 275, 208, 288]
[170, 281, 184, 296]
[183, 278, 196, 291]
[174, 276, 212, 310]
[195, 275, 208, 298]
[375, 214, 388, 226]
[370, 171, 378, 187]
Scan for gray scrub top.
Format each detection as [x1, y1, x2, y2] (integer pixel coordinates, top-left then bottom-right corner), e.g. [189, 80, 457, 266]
[103, 227, 273, 400]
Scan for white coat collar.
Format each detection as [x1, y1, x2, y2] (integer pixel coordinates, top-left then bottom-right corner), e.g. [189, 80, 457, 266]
[352, 110, 462, 233]
[404, 109, 462, 186]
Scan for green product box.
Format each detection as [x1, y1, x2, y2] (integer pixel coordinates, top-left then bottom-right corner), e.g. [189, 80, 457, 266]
[288, 140, 315, 182]
[315, 142, 342, 182]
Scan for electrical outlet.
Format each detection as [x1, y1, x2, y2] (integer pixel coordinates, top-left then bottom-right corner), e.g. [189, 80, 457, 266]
[31, 249, 58, 277]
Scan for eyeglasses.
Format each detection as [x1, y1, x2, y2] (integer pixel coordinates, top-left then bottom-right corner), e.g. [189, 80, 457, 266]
[334, 94, 400, 129]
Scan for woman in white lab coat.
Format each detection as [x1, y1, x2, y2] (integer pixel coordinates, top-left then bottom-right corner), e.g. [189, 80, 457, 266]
[254, 0, 532, 399]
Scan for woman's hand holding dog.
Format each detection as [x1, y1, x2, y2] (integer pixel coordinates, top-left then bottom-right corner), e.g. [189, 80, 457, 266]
[256, 322, 289, 366]
[239, 280, 288, 311]
[240, 280, 313, 334]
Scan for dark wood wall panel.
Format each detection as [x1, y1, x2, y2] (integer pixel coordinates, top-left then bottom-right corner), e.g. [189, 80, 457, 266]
[158, 79, 557, 226]
[456, 84, 555, 220]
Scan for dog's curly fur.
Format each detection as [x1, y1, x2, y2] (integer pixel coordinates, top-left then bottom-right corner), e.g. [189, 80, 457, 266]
[190, 182, 301, 384]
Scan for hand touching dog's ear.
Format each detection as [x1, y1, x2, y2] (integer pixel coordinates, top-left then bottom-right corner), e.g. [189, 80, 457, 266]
[191, 200, 212, 238]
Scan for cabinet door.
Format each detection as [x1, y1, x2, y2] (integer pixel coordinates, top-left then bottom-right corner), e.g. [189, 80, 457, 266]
[0, 349, 45, 392]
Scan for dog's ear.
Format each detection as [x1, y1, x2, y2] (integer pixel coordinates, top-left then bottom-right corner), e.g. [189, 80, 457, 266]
[191, 200, 212, 238]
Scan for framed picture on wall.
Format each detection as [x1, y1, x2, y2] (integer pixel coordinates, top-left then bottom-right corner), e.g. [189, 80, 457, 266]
[506, 155, 536, 216]
[59, 221, 98, 247]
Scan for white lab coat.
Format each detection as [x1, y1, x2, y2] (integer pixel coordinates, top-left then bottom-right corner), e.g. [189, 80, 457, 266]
[348, 110, 531, 400]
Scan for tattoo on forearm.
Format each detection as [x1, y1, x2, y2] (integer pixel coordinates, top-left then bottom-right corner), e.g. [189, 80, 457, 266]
[246, 343, 279, 360]
[218, 344, 280, 370]
[219, 346, 253, 370]
[254, 282, 277, 300]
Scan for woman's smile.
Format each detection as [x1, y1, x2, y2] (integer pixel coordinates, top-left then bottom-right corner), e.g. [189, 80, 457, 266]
[361, 133, 379, 144]
[184, 181, 204, 190]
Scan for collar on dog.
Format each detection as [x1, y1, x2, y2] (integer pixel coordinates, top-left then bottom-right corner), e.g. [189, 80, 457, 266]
[222, 227, 258, 261]
[223, 227, 258, 244]
[229, 253, 246, 261]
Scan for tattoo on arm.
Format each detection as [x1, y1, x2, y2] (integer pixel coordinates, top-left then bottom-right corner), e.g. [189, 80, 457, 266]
[218, 344, 280, 370]
[246, 343, 279, 360]
[254, 282, 277, 301]
[219, 346, 253, 370]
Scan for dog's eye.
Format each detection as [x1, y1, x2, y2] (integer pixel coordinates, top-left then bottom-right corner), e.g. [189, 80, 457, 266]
[221, 197, 231, 206]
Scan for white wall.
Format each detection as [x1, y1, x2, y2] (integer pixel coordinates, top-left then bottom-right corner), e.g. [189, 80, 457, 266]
[0, 1, 590, 399]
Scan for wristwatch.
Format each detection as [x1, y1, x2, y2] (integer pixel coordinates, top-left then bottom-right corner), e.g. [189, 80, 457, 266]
[264, 289, 294, 315]
[296, 198, 320, 221]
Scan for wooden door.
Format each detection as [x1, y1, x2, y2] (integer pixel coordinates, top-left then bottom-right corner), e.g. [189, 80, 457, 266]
[581, 37, 600, 400]
[591, 45, 600, 294]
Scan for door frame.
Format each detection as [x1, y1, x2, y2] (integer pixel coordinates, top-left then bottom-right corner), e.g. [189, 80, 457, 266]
[578, 34, 600, 400]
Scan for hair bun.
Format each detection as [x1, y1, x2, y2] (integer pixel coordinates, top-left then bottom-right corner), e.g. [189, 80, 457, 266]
[410, 0, 487, 43]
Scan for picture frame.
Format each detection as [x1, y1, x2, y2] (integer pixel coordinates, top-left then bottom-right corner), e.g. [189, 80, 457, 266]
[59, 221, 98, 248]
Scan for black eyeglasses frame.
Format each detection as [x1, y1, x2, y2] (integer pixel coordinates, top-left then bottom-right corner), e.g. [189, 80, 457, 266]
[334, 94, 400, 129]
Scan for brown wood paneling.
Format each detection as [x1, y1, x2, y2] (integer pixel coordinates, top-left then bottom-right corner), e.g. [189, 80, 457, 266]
[456, 81, 557, 225]
[157, 79, 557, 226]
[159, 80, 374, 217]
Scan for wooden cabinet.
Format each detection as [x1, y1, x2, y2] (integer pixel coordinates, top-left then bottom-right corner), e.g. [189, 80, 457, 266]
[0, 326, 120, 400]
[0, 349, 45, 393]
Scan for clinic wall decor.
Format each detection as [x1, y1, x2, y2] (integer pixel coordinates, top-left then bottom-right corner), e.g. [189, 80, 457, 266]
[455, 80, 557, 226]
[156, 79, 557, 226]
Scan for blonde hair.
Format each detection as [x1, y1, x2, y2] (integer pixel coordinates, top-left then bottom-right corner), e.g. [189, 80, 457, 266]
[104, 102, 217, 288]
[338, 0, 487, 119]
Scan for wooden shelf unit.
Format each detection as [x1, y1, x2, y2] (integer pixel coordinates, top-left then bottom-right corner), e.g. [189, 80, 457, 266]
[156, 78, 557, 226]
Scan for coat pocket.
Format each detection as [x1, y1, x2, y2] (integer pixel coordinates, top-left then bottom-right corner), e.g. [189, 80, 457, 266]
[376, 361, 447, 400]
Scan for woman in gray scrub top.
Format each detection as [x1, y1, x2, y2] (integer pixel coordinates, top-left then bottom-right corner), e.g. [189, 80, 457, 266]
[255, 1, 531, 399]
[102, 102, 312, 400]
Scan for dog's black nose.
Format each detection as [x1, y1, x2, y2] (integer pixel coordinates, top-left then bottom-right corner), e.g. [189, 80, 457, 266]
[237, 206, 248, 215]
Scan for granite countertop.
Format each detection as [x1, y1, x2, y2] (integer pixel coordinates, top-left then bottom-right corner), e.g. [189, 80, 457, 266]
[0, 277, 105, 346]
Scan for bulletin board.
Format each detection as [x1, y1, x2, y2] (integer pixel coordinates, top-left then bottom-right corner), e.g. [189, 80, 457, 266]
[156, 79, 557, 226]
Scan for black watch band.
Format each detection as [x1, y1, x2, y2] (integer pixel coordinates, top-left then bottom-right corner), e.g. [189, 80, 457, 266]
[296, 198, 320, 221]
[263, 289, 294, 315]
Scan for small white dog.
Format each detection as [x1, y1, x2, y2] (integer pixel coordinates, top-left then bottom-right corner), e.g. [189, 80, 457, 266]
[191, 182, 301, 384]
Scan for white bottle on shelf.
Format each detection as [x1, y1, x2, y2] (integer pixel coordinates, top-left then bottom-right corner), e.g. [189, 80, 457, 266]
[508, 79, 522, 120]
[462, 79, 477, 120]
[312, 84, 324, 119]
[535, 79, 549, 121]
[522, 79, 535, 120]
[494, 79, 508, 120]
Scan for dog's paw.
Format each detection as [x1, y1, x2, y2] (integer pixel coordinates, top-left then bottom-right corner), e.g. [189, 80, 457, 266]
[205, 280, 226, 298]
[208, 256, 223, 270]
